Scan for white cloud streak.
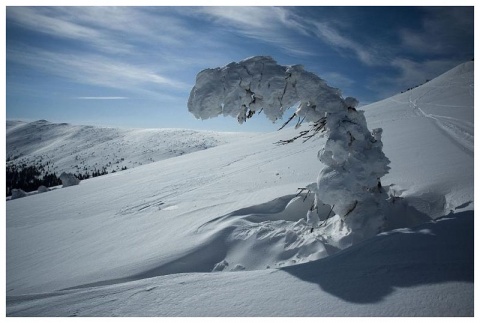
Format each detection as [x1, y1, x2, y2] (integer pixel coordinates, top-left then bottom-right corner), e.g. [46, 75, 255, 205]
[7, 7, 133, 54]
[6, 7, 203, 54]
[8, 6, 471, 107]
[75, 97, 129, 100]
[7, 45, 189, 95]
[6, 6, 235, 97]
[312, 22, 377, 66]
[197, 7, 383, 66]
[196, 6, 315, 56]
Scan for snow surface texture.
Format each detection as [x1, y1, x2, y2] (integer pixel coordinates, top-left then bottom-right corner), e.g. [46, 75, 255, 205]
[6, 62, 474, 316]
[189, 56, 391, 241]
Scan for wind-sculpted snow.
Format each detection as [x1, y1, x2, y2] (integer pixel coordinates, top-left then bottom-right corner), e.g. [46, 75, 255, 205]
[6, 211, 473, 316]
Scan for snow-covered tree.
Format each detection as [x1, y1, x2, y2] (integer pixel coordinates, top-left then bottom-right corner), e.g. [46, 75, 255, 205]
[59, 172, 80, 188]
[37, 185, 49, 193]
[11, 188, 27, 200]
[188, 56, 390, 234]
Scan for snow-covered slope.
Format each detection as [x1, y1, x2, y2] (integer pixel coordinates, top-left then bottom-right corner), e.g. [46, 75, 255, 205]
[7, 119, 255, 175]
[6, 62, 474, 316]
[366, 62, 474, 218]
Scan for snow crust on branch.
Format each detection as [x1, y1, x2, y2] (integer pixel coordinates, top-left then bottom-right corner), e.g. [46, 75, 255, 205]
[317, 111, 390, 216]
[188, 56, 357, 124]
[188, 56, 390, 234]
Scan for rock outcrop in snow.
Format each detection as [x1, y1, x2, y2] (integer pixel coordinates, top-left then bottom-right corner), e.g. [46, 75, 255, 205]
[188, 56, 390, 236]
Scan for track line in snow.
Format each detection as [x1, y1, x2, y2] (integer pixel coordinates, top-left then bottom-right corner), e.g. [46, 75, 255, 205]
[409, 97, 473, 156]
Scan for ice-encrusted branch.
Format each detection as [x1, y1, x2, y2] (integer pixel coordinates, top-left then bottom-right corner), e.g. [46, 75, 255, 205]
[188, 56, 350, 123]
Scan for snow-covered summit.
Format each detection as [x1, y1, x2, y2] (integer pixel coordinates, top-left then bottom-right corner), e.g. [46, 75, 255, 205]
[6, 120, 255, 177]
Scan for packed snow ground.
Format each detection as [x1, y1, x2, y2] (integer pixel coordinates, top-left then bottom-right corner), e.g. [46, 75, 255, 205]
[6, 119, 255, 177]
[6, 62, 474, 316]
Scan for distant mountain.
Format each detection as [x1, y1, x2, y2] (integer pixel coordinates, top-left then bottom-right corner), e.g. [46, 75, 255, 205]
[6, 120, 255, 182]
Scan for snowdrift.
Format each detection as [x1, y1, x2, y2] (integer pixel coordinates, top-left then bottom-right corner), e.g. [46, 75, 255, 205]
[6, 61, 474, 316]
[7, 211, 472, 316]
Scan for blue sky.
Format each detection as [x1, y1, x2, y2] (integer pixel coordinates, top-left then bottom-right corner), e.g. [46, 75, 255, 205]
[6, 6, 474, 131]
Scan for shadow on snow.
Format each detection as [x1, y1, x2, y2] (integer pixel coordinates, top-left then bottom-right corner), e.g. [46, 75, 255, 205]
[281, 210, 474, 304]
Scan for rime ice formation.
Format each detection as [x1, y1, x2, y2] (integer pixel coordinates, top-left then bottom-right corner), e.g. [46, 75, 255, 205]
[188, 56, 355, 123]
[188, 56, 390, 234]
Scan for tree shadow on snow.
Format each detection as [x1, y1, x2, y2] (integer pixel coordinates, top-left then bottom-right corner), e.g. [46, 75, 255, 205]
[281, 211, 474, 304]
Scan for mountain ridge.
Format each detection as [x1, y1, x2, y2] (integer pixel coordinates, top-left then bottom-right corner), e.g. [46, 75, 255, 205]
[6, 119, 256, 190]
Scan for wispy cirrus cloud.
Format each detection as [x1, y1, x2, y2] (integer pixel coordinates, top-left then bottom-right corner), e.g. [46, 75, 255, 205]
[6, 7, 201, 54]
[6, 6, 473, 121]
[75, 97, 129, 100]
[195, 6, 315, 57]
[7, 7, 133, 54]
[311, 21, 378, 66]
[6, 6, 235, 96]
[7, 45, 189, 96]
[7, 6, 365, 92]
[196, 6, 382, 66]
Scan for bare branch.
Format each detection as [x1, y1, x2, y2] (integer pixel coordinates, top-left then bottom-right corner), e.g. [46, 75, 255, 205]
[275, 116, 327, 145]
[344, 200, 358, 217]
[278, 113, 297, 131]
[319, 204, 335, 227]
[295, 116, 306, 129]
[296, 187, 312, 201]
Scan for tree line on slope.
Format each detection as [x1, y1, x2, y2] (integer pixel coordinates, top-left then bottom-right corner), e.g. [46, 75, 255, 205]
[6, 163, 127, 197]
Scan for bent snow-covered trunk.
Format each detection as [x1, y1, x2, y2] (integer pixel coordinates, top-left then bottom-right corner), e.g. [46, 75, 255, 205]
[188, 56, 390, 232]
